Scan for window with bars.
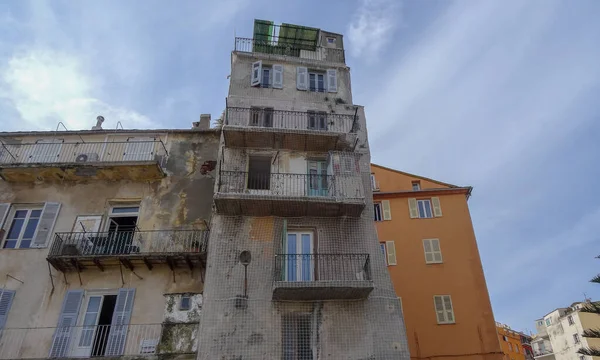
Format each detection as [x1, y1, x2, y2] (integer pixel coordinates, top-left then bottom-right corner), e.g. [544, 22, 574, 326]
[433, 295, 455, 324]
[423, 239, 443, 264]
[282, 313, 313, 360]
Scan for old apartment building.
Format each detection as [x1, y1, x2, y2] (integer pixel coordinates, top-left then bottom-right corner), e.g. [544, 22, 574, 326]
[196, 21, 410, 359]
[0, 120, 219, 359]
[496, 322, 534, 360]
[371, 164, 503, 360]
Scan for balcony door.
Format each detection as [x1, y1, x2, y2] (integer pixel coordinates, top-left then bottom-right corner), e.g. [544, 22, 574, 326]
[71, 215, 102, 255]
[307, 160, 328, 197]
[285, 231, 314, 281]
[71, 294, 117, 357]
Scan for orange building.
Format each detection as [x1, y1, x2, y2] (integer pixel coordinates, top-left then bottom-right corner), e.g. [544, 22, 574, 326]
[371, 163, 503, 360]
[496, 323, 527, 360]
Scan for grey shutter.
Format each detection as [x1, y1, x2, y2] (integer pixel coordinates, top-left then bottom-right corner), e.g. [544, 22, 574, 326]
[0, 289, 15, 330]
[296, 67, 308, 90]
[272, 64, 283, 89]
[0, 203, 10, 231]
[49, 290, 84, 357]
[31, 202, 61, 248]
[105, 288, 135, 356]
[251, 61, 262, 87]
[326, 69, 337, 92]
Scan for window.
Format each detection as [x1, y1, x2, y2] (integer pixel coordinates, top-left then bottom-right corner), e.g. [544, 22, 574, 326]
[508, 343, 512, 351]
[370, 174, 379, 191]
[180, 296, 191, 311]
[282, 313, 313, 360]
[307, 111, 327, 130]
[573, 333, 580, 344]
[412, 181, 421, 191]
[568, 315, 575, 325]
[417, 199, 433, 218]
[515, 344, 519, 353]
[538, 320, 543, 326]
[308, 72, 325, 92]
[3, 207, 42, 249]
[580, 356, 586, 360]
[380, 243, 387, 265]
[545, 318, 551, 326]
[503, 336, 508, 341]
[0, 289, 16, 330]
[326, 37, 336, 45]
[434, 295, 455, 324]
[284, 231, 314, 281]
[374, 203, 382, 221]
[247, 156, 271, 190]
[249, 107, 274, 127]
[423, 239, 443, 264]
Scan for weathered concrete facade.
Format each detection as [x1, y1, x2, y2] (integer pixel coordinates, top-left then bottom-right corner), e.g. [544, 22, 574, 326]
[197, 22, 410, 359]
[0, 129, 219, 359]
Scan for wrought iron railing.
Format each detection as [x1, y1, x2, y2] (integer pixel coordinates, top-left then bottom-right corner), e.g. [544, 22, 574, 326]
[274, 254, 371, 282]
[234, 37, 346, 64]
[0, 140, 168, 166]
[217, 171, 364, 200]
[225, 107, 356, 133]
[0, 323, 198, 359]
[48, 230, 209, 257]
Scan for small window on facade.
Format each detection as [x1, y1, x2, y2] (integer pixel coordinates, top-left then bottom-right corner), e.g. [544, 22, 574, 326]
[370, 174, 378, 191]
[545, 318, 551, 326]
[433, 295, 455, 324]
[515, 345, 519, 353]
[417, 199, 433, 218]
[307, 111, 327, 130]
[250, 107, 274, 128]
[374, 203, 383, 221]
[247, 156, 271, 190]
[3, 207, 43, 249]
[568, 315, 575, 325]
[308, 71, 325, 92]
[508, 343, 512, 351]
[180, 296, 191, 311]
[580, 356, 586, 360]
[326, 37, 336, 44]
[573, 333, 580, 344]
[412, 181, 421, 191]
[423, 239, 442, 264]
[282, 313, 313, 360]
[261, 66, 272, 88]
[503, 335, 508, 341]
[380, 243, 387, 265]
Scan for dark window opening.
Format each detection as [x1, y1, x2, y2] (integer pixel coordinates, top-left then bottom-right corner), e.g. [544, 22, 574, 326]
[374, 203, 382, 221]
[92, 295, 117, 357]
[308, 73, 325, 93]
[250, 108, 273, 127]
[106, 216, 138, 255]
[282, 313, 313, 360]
[248, 156, 271, 190]
[307, 112, 327, 130]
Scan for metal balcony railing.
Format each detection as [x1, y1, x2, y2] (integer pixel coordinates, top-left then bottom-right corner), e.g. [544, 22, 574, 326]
[218, 171, 364, 200]
[0, 323, 198, 359]
[0, 140, 168, 166]
[48, 230, 209, 258]
[234, 37, 345, 64]
[274, 254, 371, 282]
[225, 107, 356, 133]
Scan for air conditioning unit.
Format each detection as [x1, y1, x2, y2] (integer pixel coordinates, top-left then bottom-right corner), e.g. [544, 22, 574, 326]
[75, 153, 100, 163]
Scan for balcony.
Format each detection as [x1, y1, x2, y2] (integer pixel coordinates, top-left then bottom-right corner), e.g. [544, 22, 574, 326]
[0, 323, 198, 359]
[47, 230, 209, 273]
[273, 254, 373, 300]
[235, 37, 345, 64]
[223, 107, 357, 152]
[214, 171, 365, 217]
[0, 140, 168, 182]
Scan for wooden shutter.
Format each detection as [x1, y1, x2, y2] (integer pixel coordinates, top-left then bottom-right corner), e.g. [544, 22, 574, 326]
[272, 64, 283, 89]
[433, 296, 446, 323]
[105, 288, 136, 356]
[432, 197, 442, 217]
[423, 240, 434, 263]
[382, 200, 392, 220]
[0, 289, 15, 330]
[0, 203, 10, 231]
[296, 67, 308, 90]
[326, 69, 338, 92]
[385, 241, 397, 265]
[251, 61, 262, 86]
[408, 198, 419, 218]
[443, 295, 454, 322]
[432, 239, 443, 263]
[49, 290, 84, 357]
[31, 202, 61, 248]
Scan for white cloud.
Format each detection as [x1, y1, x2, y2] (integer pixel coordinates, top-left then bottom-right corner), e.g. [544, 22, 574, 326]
[347, 0, 401, 61]
[0, 49, 155, 131]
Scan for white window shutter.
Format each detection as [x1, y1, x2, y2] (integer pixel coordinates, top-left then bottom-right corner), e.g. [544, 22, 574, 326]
[423, 240, 434, 263]
[272, 64, 283, 89]
[432, 239, 443, 262]
[49, 290, 84, 357]
[296, 67, 308, 90]
[106, 288, 136, 356]
[326, 69, 337, 92]
[434, 296, 445, 323]
[251, 61, 262, 87]
[408, 198, 419, 218]
[382, 200, 392, 220]
[443, 296, 454, 322]
[385, 240, 397, 265]
[0, 203, 10, 230]
[31, 202, 61, 248]
[432, 197, 442, 217]
[0, 289, 15, 330]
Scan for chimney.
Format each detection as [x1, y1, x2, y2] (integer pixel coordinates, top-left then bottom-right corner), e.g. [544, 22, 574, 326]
[193, 114, 211, 130]
[92, 115, 105, 130]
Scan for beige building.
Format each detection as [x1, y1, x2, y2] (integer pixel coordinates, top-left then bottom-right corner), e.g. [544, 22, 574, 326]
[0, 121, 219, 359]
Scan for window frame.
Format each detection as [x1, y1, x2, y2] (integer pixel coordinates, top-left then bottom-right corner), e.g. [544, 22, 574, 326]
[261, 66, 272, 88]
[412, 181, 421, 191]
[307, 111, 327, 130]
[545, 318, 551, 326]
[433, 295, 455, 324]
[417, 199, 433, 218]
[568, 315, 575, 326]
[2, 205, 44, 249]
[423, 239, 443, 264]
[380, 243, 387, 265]
[573, 333, 580, 344]
[180, 295, 191, 311]
[508, 342, 512, 351]
[374, 202, 383, 222]
[308, 71, 325, 93]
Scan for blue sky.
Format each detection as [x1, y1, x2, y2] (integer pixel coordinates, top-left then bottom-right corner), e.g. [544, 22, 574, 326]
[1, 0, 599, 333]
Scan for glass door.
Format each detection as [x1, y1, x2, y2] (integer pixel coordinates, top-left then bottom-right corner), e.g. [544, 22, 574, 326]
[72, 296, 103, 357]
[285, 231, 314, 281]
[307, 160, 328, 197]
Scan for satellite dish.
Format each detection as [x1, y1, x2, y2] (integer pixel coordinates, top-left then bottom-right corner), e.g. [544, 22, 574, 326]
[239, 250, 251, 266]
